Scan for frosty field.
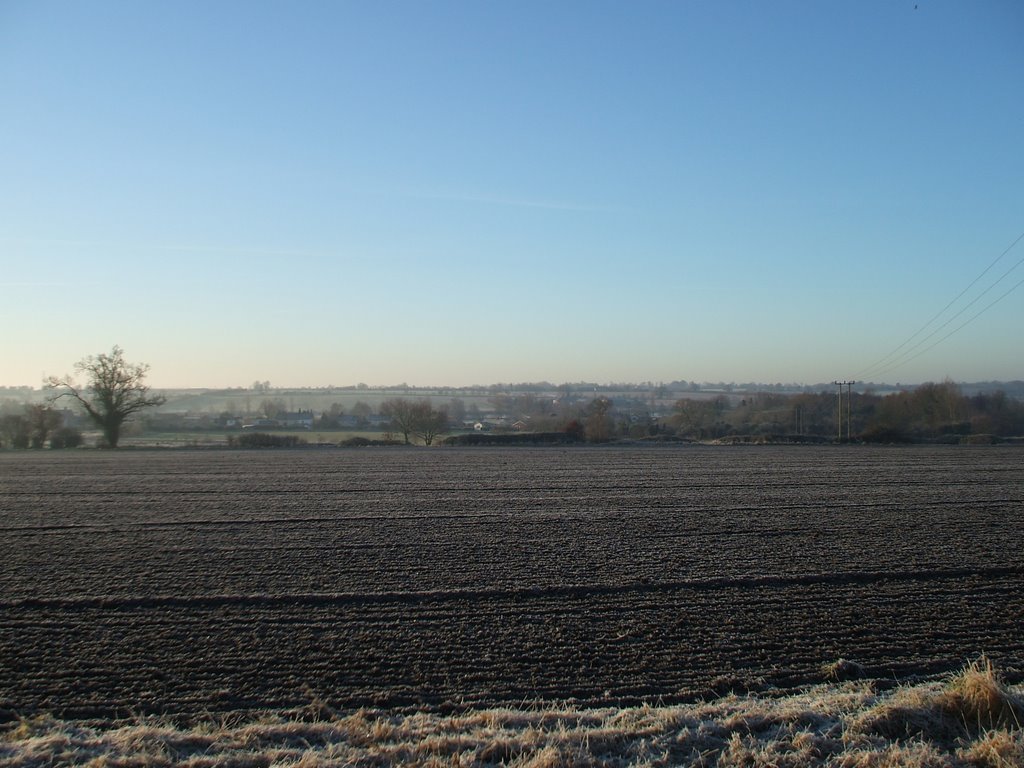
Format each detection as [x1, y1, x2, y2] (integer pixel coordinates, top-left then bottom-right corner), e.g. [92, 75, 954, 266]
[1, 445, 1022, 726]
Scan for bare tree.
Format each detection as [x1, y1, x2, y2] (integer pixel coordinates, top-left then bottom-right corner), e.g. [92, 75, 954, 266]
[380, 398, 450, 445]
[26, 404, 63, 448]
[380, 398, 418, 444]
[260, 397, 286, 419]
[46, 346, 166, 448]
[0, 412, 30, 449]
[447, 397, 466, 425]
[584, 397, 614, 443]
[412, 402, 449, 446]
[350, 401, 373, 429]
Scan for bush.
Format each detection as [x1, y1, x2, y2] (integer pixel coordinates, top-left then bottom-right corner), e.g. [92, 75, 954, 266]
[443, 432, 583, 446]
[961, 434, 999, 445]
[230, 432, 305, 448]
[860, 425, 913, 443]
[339, 436, 403, 447]
[341, 436, 373, 447]
[49, 427, 83, 449]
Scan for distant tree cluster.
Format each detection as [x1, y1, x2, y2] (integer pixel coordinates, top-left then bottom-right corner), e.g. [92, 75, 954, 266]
[0, 403, 81, 449]
[670, 380, 1024, 442]
[380, 398, 450, 445]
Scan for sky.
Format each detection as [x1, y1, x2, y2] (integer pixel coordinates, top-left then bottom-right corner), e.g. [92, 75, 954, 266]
[1, 1, 1022, 389]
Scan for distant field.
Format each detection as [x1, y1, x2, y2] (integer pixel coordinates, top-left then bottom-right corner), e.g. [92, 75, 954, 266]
[1, 445, 1022, 724]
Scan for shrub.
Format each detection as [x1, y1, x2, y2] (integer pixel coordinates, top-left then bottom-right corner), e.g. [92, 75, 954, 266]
[563, 420, 585, 441]
[961, 434, 999, 445]
[860, 425, 913, 443]
[49, 427, 84, 449]
[232, 432, 305, 448]
[339, 437, 403, 447]
[443, 432, 583, 446]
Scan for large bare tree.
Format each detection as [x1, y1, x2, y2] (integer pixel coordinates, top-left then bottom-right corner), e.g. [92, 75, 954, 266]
[47, 346, 166, 448]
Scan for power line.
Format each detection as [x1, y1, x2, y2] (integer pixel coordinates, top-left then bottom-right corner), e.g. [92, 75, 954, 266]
[855, 231, 1024, 379]
[854, 230, 1024, 380]
[868, 272, 1024, 379]
[863, 249, 1024, 378]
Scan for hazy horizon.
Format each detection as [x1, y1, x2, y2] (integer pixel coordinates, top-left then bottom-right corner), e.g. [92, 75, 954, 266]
[5, 372, 1022, 396]
[3, 2, 1022, 389]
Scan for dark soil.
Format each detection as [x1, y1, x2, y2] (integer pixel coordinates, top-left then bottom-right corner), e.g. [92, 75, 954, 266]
[1, 445, 1021, 722]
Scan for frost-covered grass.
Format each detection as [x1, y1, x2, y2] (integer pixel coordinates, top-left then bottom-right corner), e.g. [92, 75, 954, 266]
[3, 658, 1022, 767]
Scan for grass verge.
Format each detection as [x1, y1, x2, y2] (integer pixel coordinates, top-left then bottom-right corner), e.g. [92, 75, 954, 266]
[2, 658, 1021, 767]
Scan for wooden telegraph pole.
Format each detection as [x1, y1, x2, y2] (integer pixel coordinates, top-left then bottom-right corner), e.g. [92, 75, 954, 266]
[833, 380, 855, 441]
[833, 381, 842, 441]
[845, 381, 854, 441]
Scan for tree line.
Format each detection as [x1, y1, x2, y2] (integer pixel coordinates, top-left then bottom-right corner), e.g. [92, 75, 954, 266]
[2, 347, 1022, 448]
[669, 380, 1024, 442]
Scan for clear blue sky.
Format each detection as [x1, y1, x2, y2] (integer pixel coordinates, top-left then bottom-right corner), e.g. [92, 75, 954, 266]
[2, 1, 1021, 388]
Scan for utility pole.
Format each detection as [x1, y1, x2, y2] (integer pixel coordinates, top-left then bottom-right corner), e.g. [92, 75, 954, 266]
[832, 381, 843, 441]
[845, 381, 854, 441]
[833, 380, 855, 442]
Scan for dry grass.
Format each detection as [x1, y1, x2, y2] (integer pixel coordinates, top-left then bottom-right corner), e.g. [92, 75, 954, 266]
[822, 658, 865, 683]
[854, 655, 1024, 746]
[2, 659, 1021, 767]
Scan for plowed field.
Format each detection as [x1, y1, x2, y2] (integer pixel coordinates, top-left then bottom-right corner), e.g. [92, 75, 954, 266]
[1, 445, 1022, 721]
